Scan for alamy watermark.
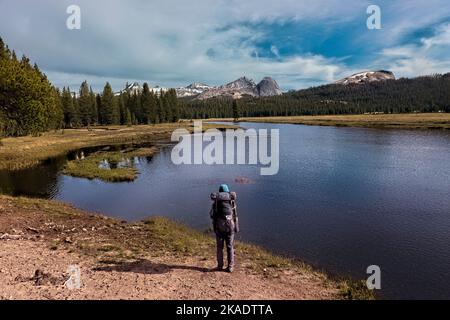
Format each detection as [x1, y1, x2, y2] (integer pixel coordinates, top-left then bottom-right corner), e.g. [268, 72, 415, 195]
[64, 264, 81, 289]
[367, 5, 382, 30]
[366, 265, 381, 290]
[66, 4, 381, 31]
[66, 5, 81, 30]
[171, 121, 279, 176]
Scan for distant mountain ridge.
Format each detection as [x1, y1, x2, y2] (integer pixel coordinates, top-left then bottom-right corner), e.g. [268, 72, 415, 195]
[114, 70, 396, 101]
[114, 82, 168, 96]
[178, 76, 282, 100]
[182, 71, 450, 119]
[176, 83, 214, 98]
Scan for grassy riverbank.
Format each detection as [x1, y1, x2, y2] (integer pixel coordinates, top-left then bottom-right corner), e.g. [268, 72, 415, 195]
[208, 113, 450, 130]
[63, 147, 160, 182]
[0, 195, 373, 300]
[0, 122, 234, 171]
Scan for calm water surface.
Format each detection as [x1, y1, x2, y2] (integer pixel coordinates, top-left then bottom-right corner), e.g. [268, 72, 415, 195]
[1, 122, 450, 299]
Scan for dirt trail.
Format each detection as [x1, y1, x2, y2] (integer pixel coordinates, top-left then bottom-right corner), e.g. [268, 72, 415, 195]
[0, 195, 341, 300]
[0, 240, 335, 300]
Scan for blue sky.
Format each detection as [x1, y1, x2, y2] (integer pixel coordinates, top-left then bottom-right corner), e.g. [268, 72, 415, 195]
[1, 0, 450, 91]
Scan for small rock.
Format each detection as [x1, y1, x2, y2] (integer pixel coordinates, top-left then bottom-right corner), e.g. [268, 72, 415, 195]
[64, 237, 73, 244]
[32, 269, 62, 286]
[11, 228, 23, 235]
[26, 227, 39, 233]
[0, 234, 22, 240]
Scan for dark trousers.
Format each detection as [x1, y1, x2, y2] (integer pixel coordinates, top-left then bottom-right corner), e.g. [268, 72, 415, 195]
[216, 233, 234, 268]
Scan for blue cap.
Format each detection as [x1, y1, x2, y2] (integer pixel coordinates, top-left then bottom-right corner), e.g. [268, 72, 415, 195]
[219, 184, 230, 192]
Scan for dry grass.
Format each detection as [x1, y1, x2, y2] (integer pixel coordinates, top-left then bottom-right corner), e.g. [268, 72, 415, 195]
[0, 122, 236, 171]
[207, 113, 450, 130]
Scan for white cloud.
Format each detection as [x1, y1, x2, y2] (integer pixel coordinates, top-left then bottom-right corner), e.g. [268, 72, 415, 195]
[1, 0, 449, 91]
[422, 23, 450, 50]
[379, 23, 450, 77]
[0, 0, 361, 91]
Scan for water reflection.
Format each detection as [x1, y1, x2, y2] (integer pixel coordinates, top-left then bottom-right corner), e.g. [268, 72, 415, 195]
[0, 155, 64, 198]
[98, 158, 134, 170]
[75, 151, 85, 160]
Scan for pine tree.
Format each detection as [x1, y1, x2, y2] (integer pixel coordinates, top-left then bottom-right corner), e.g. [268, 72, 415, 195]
[127, 92, 143, 124]
[0, 37, 9, 60]
[164, 91, 172, 123]
[0, 40, 64, 136]
[232, 99, 240, 121]
[148, 91, 157, 124]
[126, 92, 137, 123]
[169, 89, 180, 122]
[119, 94, 131, 125]
[101, 82, 120, 125]
[141, 83, 152, 124]
[72, 95, 80, 127]
[50, 87, 64, 130]
[155, 96, 163, 124]
[61, 87, 76, 127]
[89, 87, 98, 125]
[78, 81, 92, 126]
[96, 94, 102, 124]
[125, 108, 132, 126]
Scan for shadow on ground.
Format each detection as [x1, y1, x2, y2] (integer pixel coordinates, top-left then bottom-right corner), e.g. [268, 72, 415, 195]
[93, 259, 213, 275]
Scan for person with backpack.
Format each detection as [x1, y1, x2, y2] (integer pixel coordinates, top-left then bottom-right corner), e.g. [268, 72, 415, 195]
[210, 184, 239, 273]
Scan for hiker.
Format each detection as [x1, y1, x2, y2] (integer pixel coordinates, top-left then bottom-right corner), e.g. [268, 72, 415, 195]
[210, 184, 239, 273]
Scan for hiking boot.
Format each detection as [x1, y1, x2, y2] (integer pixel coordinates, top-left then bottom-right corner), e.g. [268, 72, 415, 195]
[226, 266, 234, 273]
[214, 266, 224, 272]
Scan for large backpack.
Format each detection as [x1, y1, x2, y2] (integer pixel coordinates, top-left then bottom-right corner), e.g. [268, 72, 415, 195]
[211, 192, 236, 235]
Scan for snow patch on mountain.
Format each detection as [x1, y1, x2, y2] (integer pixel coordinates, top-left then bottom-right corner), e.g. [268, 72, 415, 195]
[336, 71, 395, 85]
[176, 83, 214, 98]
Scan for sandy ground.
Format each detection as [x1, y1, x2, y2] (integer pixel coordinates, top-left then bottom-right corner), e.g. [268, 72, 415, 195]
[0, 195, 341, 300]
[0, 239, 336, 300]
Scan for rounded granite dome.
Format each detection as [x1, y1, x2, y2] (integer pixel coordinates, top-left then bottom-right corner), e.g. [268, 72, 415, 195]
[256, 77, 282, 97]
